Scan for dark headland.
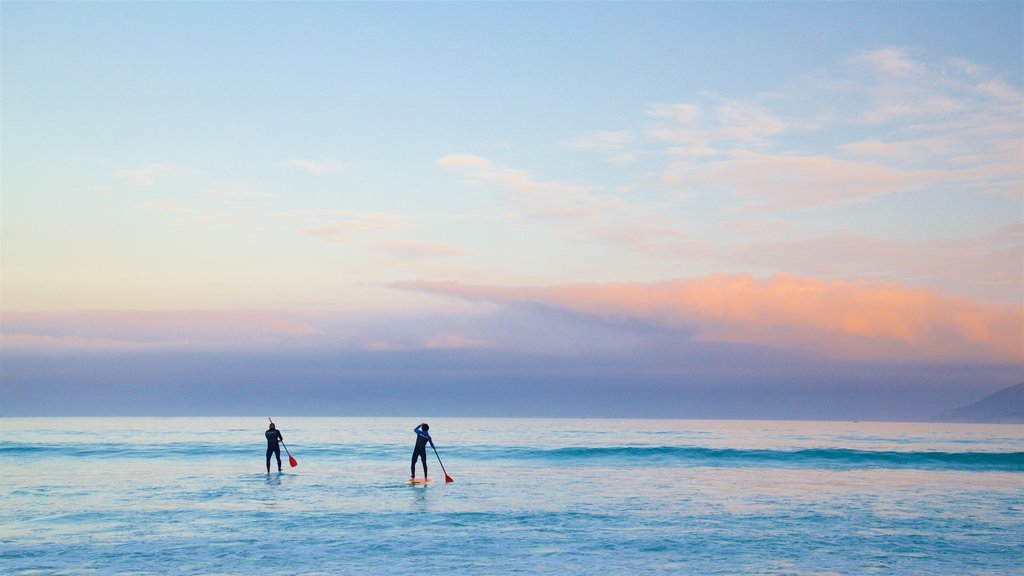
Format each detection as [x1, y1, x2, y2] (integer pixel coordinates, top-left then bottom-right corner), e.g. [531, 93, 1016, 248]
[935, 382, 1024, 424]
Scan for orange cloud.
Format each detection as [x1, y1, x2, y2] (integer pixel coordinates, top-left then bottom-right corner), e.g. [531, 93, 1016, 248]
[393, 274, 1024, 363]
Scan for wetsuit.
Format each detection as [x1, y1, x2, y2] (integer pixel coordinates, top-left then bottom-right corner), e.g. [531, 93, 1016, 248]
[411, 425, 433, 478]
[266, 428, 283, 472]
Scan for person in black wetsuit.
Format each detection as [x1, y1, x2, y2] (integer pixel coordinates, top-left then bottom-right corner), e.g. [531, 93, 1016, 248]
[411, 423, 433, 479]
[265, 422, 284, 473]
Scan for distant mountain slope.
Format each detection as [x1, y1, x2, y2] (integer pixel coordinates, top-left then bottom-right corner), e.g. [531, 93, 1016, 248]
[935, 382, 1023, 423]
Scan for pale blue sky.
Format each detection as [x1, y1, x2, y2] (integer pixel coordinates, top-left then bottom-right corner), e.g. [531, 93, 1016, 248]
[2, 1, 1022, 416]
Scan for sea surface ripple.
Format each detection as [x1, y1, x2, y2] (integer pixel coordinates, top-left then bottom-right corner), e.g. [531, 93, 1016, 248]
[1, 417, 1021, 575]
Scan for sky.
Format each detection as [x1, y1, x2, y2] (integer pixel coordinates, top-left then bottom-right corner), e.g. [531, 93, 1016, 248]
[1, 1, 1022, 419]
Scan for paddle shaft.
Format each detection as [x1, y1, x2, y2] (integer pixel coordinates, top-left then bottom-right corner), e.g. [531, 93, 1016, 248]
[430, 444, 453, 481]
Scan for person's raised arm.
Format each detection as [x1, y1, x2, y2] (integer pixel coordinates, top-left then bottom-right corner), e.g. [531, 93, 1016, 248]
[414, 425, 433, 444]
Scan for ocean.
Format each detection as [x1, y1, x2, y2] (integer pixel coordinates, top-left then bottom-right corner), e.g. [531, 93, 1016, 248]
[1, 417, 1021, 575]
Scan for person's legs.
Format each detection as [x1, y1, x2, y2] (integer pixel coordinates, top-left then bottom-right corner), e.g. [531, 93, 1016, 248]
[411, 449, 428, 478]
[266, 446, 273, 473]
[273, 446, 282, 471]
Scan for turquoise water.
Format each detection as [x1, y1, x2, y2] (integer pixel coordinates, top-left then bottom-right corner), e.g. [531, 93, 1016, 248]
[1, 417, 1021, 575]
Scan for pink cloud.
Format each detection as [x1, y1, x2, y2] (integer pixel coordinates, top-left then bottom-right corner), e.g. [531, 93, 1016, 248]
[669, 150, 950, 210]
[393, 274, 1023, 363]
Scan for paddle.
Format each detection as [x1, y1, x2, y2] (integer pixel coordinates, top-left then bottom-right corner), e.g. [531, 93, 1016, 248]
[268, 418, 298, 468]
[430, 443, 454, 483]
[281, 441, 298, 468]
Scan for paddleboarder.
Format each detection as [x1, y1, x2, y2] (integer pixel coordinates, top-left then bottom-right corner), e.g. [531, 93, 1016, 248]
[266, 421, 284, 473]
[411, 423, 434, 479]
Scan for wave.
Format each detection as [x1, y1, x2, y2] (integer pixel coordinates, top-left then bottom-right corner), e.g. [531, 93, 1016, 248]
[456, 445, 1024, 471]
[3, 443, 1021, 471]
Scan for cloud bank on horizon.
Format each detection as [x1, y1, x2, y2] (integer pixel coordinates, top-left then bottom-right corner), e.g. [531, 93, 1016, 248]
[4, 272, 1021, 365]
[2, 2, 1022, 389]
[393, 275, 1023, 363]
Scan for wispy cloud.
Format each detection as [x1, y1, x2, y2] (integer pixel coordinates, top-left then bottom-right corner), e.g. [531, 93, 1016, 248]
[117, 163, 182, 187]
[643, 100, 783, 151]
[374, 239, 470, 259]
[612, 48, 1022, 206]
[840, 137, 956, 165]
[716, 100, 784, 146]
[565, 130, 634, 150]
[303, 212, 401, 243]
[207, 182, 274, 199]
[584, 219, 711, 259]
[280, 159, 345, 175]
[849, 47, 922, 78]
[666, 150, 949, 210]
[393, 274, 1024, 363]
[648, 103, 701, 125]
[436, 154, 620, 221]
[432, 49, 1021, 282]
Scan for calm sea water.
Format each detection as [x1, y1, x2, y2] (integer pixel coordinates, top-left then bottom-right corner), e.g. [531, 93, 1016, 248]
[1, 417, 1021, 575]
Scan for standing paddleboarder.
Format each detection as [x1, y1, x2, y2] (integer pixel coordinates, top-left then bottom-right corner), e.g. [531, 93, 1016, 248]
[265, 421, 284, 474]
[411, 423, 434, 480]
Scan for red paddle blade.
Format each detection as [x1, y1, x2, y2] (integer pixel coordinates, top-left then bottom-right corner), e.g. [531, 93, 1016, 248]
[444, 473, 454, 483]
[289, 455, 298, 467]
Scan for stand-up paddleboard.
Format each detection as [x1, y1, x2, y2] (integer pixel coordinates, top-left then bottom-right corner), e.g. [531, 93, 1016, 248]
[407, 477, 434, 485]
